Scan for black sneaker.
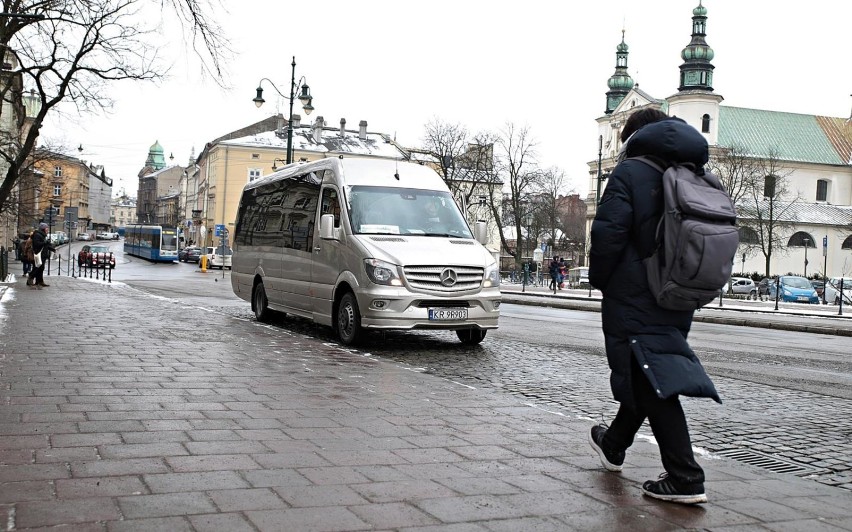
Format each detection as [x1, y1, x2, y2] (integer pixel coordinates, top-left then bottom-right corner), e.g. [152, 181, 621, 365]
[588, 424, 624, 472]
[642, 473, 707, 504]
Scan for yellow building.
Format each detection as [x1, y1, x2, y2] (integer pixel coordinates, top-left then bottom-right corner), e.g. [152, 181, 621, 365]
[193, 114, 408, 248]
[28, 151, 92, 236]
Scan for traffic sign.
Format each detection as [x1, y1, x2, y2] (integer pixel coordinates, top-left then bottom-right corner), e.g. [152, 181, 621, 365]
[214, 224, 225, 237]
[823, 235, 828, 257]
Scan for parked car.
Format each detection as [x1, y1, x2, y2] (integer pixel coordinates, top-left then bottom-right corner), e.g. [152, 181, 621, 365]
[727, 277, 755, 295]
[178, 246, 202, 263]
[77, 232, 92, 241]
[78, 245, 116, 268]
[200, 245, 232, 269]
[89, 245, 116, 269]
[748, 278, 774, 300]
[767, 275, 820, 303]
[823, 277, 852, 305]
[810, 280, 825, 298]
[97, 232, 119, 240]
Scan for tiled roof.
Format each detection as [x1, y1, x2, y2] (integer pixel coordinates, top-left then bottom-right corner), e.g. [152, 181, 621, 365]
[718, 107, 852, 165]
[738, 200, 852, 226]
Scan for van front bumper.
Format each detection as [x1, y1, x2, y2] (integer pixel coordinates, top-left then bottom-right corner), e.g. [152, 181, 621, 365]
[357, 288, 501, 331]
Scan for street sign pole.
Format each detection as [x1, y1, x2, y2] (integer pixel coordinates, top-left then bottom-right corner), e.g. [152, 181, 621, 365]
[823, 235, 828, 305]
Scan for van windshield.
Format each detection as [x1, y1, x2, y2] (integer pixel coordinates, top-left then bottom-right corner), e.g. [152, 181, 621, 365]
[348, 186, 472, 238]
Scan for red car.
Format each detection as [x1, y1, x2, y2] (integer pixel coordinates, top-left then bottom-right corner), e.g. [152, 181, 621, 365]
[78, 245, 116, 269]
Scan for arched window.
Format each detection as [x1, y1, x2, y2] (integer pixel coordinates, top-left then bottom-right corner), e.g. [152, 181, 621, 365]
[739, 226, 759, 244]
[787, 231, 816, 247]
[701, 114, 711, 133]
[816, 179, 829, 202]
[842, 235, 852, 250]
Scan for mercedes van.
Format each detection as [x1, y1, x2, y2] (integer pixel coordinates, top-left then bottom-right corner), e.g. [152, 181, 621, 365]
[231, 158, 500, 345]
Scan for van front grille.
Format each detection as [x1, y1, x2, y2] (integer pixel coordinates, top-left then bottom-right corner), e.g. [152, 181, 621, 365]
[403, 265, 484, 293]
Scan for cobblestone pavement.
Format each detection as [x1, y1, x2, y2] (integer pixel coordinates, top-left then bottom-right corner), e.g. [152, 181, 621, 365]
[208, 292, 852, 491]
[1, 278, 852, 531]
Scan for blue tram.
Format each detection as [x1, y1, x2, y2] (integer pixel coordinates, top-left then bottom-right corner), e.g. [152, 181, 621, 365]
[123, 224, 179, 262]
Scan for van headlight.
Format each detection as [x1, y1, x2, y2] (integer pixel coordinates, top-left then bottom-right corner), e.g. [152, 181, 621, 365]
[482, 262, 500, 287]
[364, 258, 402, 286]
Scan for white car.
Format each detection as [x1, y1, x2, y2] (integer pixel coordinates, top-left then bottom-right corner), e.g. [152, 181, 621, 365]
[77, 232, 92, 241]
[200, 245, 232, 269]
[727, 277, 755, 295]
[823, 277, 852, 305]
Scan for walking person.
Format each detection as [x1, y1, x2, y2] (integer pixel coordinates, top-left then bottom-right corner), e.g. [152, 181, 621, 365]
[587, 108, 720, 505]
[28, 223, 55, 289]
[21, 231, 34, 277]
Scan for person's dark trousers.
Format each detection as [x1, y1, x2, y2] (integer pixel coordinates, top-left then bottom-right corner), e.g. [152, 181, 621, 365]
[30, 264, 46, 285]
[602, 356, 705, 488]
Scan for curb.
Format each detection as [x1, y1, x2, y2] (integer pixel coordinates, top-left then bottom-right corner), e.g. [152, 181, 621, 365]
[501, 291, 852, 337]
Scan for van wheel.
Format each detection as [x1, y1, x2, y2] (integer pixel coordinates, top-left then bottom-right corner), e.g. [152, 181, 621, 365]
[336, 292, 363, 345]
[457, 329, 487, 345]
[253, 282, 272, 322]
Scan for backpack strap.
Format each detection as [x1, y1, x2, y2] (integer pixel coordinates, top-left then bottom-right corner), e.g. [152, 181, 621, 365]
[629, 156, 666, 174]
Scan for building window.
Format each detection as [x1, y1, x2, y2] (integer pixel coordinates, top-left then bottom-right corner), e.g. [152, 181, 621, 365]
[53, 184, 62, 197]
[763, 175, 776, 198]
[54, 166, 62, 177]
[701, 114, 710, 133]
[787, 231, 816, 247]
[739, 226, 759, 244]
[251, 153, 260, 159]
[816, 179, 829, 202]
[842, 235, 852, 250]
[248, 168, 262, 182]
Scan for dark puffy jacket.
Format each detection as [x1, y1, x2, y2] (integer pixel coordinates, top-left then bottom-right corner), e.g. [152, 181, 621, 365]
[31, 230, 55, 261]
[589, 119, 720, 407]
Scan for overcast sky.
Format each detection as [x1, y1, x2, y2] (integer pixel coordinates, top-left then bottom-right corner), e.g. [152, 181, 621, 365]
[40, 0, 852, 199]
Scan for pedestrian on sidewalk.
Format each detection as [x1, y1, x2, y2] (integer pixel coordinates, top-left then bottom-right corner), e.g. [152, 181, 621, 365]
[11, 235, 21, 260]
[587, 108, 720, 505]
[28, 223, 55, 289]
[21, 231, 34, 277]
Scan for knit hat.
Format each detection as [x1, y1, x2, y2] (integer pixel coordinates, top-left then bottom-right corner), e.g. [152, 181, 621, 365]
[38, 222, 48, 230]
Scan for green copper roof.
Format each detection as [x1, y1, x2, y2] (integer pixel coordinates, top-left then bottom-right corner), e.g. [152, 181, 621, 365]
[718, 107, 847, 165]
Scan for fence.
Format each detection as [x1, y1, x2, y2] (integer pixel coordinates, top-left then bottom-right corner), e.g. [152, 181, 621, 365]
[0, 246, 7, 282]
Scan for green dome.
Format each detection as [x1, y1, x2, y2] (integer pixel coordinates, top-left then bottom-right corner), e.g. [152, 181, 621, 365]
[617, 40, 628, 53]
[682, 44, 714, 61]
[149, 140, 164, 154]
[608, 73, 634, 91]
[693, 3, 707, 16]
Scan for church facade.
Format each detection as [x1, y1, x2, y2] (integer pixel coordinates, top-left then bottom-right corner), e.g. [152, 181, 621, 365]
[586, 2, 852, 280]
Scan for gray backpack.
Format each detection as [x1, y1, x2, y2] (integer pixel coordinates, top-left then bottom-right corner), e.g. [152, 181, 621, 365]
[633, 157, 739, 311]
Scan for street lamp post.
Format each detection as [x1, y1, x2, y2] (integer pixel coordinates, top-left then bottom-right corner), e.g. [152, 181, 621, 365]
[253, 56, 315, 165]
[803, 237, 810, 277]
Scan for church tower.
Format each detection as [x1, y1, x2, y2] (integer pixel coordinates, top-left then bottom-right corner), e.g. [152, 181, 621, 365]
[668, 1, 723, 144]
[605, 30, 634, 114]
[144, 140, 166, 171]
[678, 1, 715, 92]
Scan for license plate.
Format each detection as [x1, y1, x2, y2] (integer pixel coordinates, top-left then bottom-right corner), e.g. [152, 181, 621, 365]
[428, 308, 468, 321]
[797, 296, 809, 301]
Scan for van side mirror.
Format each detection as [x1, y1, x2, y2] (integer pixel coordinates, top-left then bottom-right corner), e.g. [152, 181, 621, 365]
[320, 214, 338, 240]
[474, 221, 487, 245]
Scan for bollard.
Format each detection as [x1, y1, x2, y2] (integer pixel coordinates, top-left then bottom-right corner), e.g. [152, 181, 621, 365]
[839, 279, 845, 316]
[774, 277, 780, 311]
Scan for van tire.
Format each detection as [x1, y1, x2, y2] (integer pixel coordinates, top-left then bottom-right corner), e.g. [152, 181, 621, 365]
[336, 292, 363, 345]
[253, 282, 272, 322]
[457, 329, 486, 345]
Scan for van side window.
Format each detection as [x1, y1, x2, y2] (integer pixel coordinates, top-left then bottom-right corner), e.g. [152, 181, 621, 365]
[321, 188, 341, 228]
[234, 172, 321, 250]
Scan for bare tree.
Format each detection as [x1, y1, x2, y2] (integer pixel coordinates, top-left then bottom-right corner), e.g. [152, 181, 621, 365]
[555, 193, 587, 265]
[488, 123, 542, 268]
[738, 148, 799, 277]
[535, 166, 568, 256]
[708, 143, 762, 204]
[0, 0, 230, 215]
[420, 118, 498, 214]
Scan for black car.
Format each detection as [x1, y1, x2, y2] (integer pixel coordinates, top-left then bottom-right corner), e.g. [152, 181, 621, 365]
[178, 246, 202, 263]
[749, 277, 774, 300]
